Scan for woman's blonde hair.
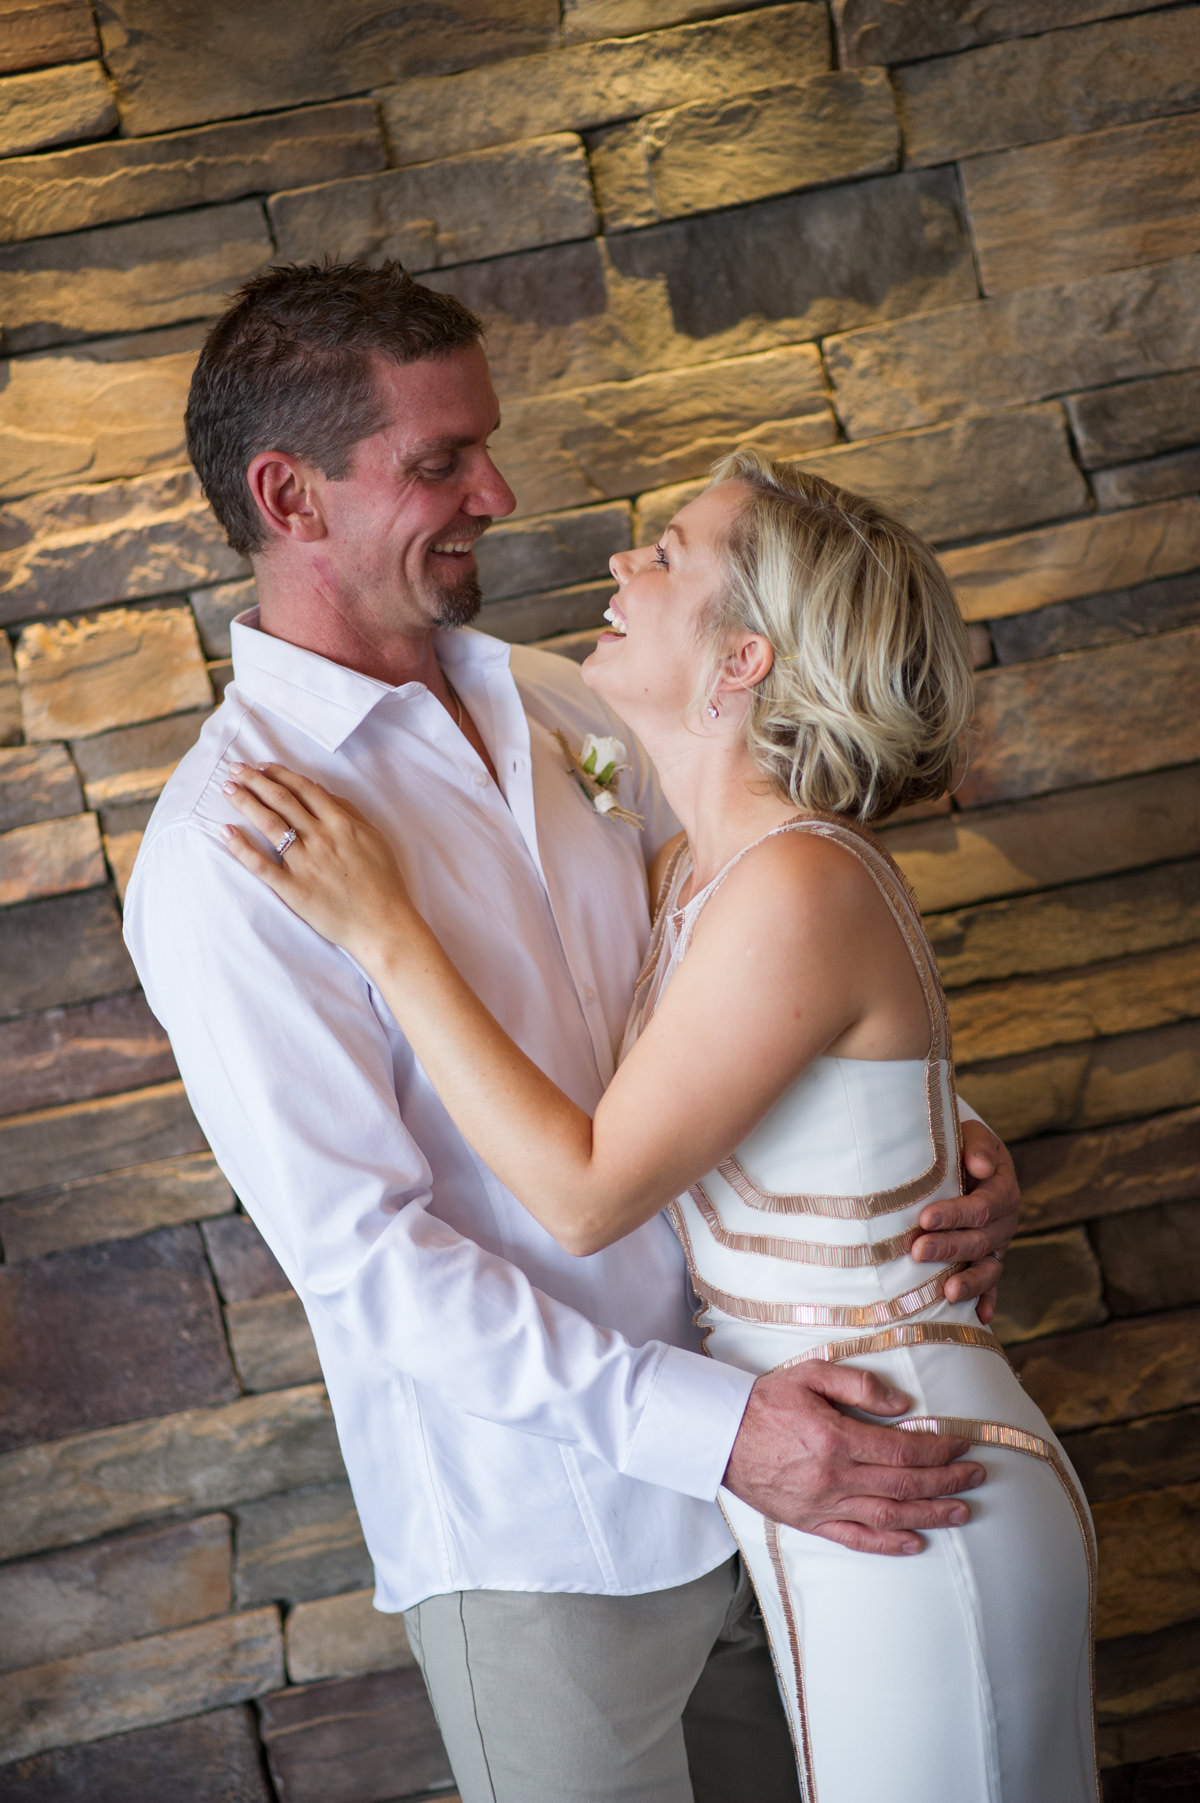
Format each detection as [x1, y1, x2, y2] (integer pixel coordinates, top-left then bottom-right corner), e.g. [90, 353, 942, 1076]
[701, 448, 974, 823]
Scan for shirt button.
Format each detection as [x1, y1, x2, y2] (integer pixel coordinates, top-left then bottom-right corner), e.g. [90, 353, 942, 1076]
[583, 985, 596, 1003]
[473, 771, 488, 787]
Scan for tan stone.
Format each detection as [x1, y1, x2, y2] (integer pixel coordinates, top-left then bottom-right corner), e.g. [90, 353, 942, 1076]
[496, 345, 833, 518]
[272, 133, 597, 270]
[0, 0, 97, 76]
[1094, 1482, 1200, 1640]
[260, 1665, 453, 1803]
[0, 60, 114, 158]
[226, 1292, 321, 1394]
[1096, 1198, 1200, 1318]
[0, 1079, 204, 1197]
[0, 468, 247, 627]
[941, 497, 1200, 624]
[1099, 1687, 1200, 1755]
[1016, 1106, 1200, 1235]
[102, 815, 142, 901]
[0, 1384, 340, 1561]
[0, 989, 176, 1118]
[0, 811, 104, 906]
[1065, 1406, 1200, 1509]
[957, 1042, 1091, 1143]
[98, 0, 558, 136]
[476, 504, 630, 604]
[0, 742, 82, 831]
[963, 114, 1200, 298]
[71, 709, 209, 810]
[1096, 1615, 1200, 1724]
[960, 1019, 1200, 1142]
[896, 9, 1200, 168]
[563, 0, 781, 40]
[233, 1482, 371, 1609]
[591, 70, 897, 231]
[1093, 447, 1200, 512]
[16, 606, 212, 742]
[834, 0, 1168, 66]
[0, 1515, 231, 1674]
[6, 1706, 277, 1802]
[0, 1152, 234, 1261]
[286, 1588, 416, 1685]
[990, 1228, 1106, 1345]
[380, 6, 830, 165]
[0, 632, 19, 744]
[0, 888, 133, 1021]
[960, 625, 1200, 809]
[188, 577, 255, 659]
[0, 1605, 282, 1762]
[0, 327, 201, 501]
[0, 201, 273, 355]
[1010, 1308, 1200, 1434]
[825, 257, 1200, 439]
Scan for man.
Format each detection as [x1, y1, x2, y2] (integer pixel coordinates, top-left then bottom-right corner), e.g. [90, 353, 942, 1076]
[126, 262, 1017, 1803]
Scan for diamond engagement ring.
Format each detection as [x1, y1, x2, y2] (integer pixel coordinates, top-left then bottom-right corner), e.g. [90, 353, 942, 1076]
[275, 827, 298, 859]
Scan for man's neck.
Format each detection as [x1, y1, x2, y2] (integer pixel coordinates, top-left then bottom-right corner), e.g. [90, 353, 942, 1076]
[255, 569, 441, 691]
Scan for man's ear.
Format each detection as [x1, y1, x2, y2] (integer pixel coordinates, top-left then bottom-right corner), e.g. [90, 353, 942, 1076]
[246, 451, 328, 543]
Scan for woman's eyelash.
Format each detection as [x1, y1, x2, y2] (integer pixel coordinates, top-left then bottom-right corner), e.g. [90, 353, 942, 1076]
[653, 542, 669, 568]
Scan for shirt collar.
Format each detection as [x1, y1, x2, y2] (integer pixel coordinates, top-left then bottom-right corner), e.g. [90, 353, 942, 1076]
[229, 608, 513, 753]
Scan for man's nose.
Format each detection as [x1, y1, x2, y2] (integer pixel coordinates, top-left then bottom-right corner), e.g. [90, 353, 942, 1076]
[467, 455, 516, 519]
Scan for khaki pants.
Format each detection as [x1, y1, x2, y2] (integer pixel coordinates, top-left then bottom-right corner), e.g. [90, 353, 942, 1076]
[403, 1556, 800, 1803]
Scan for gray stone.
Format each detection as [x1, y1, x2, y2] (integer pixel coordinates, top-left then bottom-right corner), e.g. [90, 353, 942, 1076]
[1067, 1407, 1200, 1507]
[0, 1705, 274, 1803]
[0, 60, 115, 159]
[234, 1481, 372, 1608]
[201, 1214, 289, 1303]
[1069, 368, 1200, 470]
[0, 1384, 341, 1561]
[0, 889, 133, 1021]
[0, 812, 106, 907]
[1093, 447, 1200, 512]
[990, 1227, 1106, 1345]
[1016, 1105, 1200, 1235]
[97, 0, 558, 136]
[16, 605, 212, 742]
[0, 1515, 231, 1674]
[0, 1079, 205, 1197]
[0, 631, 19, 742]
[0, 1152, 234, 1262]
[959, 624, 1200, 809]
[591, 69, 897, 230]
[71, 709, 209, 810]
[563, 0, 780, 39]
[1097, 1615, 1200, 1725]
[1009, 1307, 1200, 1434]
[259, 1666, 452, 1803]
[476, 504, 629, 603]
[0, 468, 248, 628]
[380, 5, 830, 164]
[1092, 1479, 1200, 1641]
[271, 133, 597, 270]
[0, 200, 273, 355]
[941, 495, 1200, 624]
[834, 0, 1168, 66]
[0, 0, 97, 77]
[286, 1588, 415, 1685]
[483, 581, 615, 645]
[0, 989, 176, 1117]
[99, 795, 152, 901]
[225, 1292, 321, 1394]
[825, 257, 1200, 439]
[0, 742, 82, 831]
[0, 1606, 282, 1763]
[963, 113, 1200, 297]
[0, 98, 385, 245]
[188, 577, 255, 659]
[1096, 1200, 1200, 1318]
[989, 572, 1200, 665]
[896, 9, 1200, 168]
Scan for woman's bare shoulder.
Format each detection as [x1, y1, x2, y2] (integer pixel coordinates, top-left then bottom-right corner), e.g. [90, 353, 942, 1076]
[692, 825, 885, 954]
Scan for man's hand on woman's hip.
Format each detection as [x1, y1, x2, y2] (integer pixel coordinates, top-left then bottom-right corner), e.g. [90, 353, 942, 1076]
[911, 1117, 1020, 1326]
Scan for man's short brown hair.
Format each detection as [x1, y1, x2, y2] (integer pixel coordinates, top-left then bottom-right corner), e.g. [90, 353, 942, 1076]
[185, 261, 484, 557]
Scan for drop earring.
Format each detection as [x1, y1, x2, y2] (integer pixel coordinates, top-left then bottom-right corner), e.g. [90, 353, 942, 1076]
[706, 700, 720, 719]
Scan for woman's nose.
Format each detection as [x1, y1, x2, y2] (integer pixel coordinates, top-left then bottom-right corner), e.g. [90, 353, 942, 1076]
[609, 548, 634, 583]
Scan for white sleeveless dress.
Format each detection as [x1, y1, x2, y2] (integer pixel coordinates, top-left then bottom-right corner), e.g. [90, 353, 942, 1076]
[622, 817, 1098, 1803]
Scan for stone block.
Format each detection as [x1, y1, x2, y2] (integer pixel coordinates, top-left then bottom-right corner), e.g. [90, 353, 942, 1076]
[188, 577, 255, 659]
[380, 5, 830, 165]
[1066, 1407, 1200, 1508]
[97, 0, 558, 136]
[590, 69, 897, 230]
[959, 625, 1200, 809]
[928, 860, 1200, 992]
[201, 1213, 289, 1302]
[957, 1041, 1091, 1143]
[534, 626, 604, 665]
[208, 658, 233, 701]
[1094, 447, 1200, 513]
[1070, 368, 1200, 471]
[0, 468, 248, 628]
[962, 114, 1200, 298]
[0, 889, 134, 1020]
[260, 1665, 452, 1803]
[1010, 1308, 1200, 1434]
[990, 1227, 1106, 1345]
[226, 1292, 321, 1394]
[1016, 1106, 1200, 1235]
[825, 258, 1200, 439]
[0, 1152, 234, 1262]
[234, 1481, 372, 1608]
[0, 1224, 238, 1452]
[0, 327, 201, 501]
[0, 60, 115, 159]
[477, 504, 629, 604]
[286, 1588, 415, 1685]
[272, 133, 597, 270]
[885, 765, 1200, 914]
[1097, 1616, 1200, 1724]
[0, 99, 384, 244]
[0, 200, 272, 355]
[71, 708, 208, 810]
[1094, 1481, 1200, 1641]
[0, 1605, 282, 1764]
[0, 743, 82, 831]
[483, 581, 614, 646]
[0, 1514, 231, 1674]
[0, 0, 97, 76]
[497, 344, 833, 517]
[99, 797, 150, 901]
[941, 497, 1200, 624]
[0, 989, 176, 1117]
[0, 632, 18, 743]
[1101, 1702, 1200, 1766]
[834, 0, 1167, 66]
[989, 572, 1200, 666]
[0, 1384, 341, 1561]
[896, 9, 1200, 169]
[0, 1079, 204, 1199]
[1096, 1201, 1200, 1318]
[0, 1705, 273, 1803]
[0, 812, 106, 906]
[563, 0, 780, 39]
[0, 1704, 273, 1802]
[16, 606, 212, 741]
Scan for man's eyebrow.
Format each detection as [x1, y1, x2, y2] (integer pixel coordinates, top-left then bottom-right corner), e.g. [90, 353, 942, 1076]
[406, 414, 502, 458]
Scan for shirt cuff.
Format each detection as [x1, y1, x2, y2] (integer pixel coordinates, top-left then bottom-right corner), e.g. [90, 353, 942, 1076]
[621, 1343, 756, 1500]
[957, 1094, 985, 1128]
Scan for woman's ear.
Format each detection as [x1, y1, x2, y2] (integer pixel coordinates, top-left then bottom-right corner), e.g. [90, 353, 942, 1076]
[247, 451, 328, 544]
[720, 633, 775, 696]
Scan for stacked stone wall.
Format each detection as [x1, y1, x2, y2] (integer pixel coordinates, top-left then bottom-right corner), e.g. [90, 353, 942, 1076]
[1, 2, 1199, 1796]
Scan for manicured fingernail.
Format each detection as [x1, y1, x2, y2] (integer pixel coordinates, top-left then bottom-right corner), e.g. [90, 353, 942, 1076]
[229, 762, 245, 773]
[221, 780, 237, 794]
[902, 1539, 921, 1554]
[950, 1505, 968, 1525]
[220, 824, 234, 839]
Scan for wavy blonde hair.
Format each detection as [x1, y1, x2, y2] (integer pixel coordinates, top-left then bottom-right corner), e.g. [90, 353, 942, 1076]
[700, 449, 974, 823]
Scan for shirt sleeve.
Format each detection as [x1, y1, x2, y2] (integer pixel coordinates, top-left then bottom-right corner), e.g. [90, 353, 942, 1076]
[125, 821, 752, 1500]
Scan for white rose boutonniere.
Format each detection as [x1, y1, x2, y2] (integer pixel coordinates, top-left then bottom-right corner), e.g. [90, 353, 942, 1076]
[555, 729, 644, 828]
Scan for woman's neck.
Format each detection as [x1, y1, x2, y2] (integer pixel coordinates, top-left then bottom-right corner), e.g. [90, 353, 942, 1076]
[641, 718, 803, 898]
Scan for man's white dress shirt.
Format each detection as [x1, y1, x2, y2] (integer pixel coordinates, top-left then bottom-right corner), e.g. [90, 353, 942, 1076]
[125, 615, 754, 1612]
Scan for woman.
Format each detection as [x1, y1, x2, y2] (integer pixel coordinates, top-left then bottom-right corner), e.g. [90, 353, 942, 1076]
[223, 452, 1098, 1801]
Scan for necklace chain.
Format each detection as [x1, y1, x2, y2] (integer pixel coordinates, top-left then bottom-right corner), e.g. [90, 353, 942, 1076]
[444, 677, 465, 732]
